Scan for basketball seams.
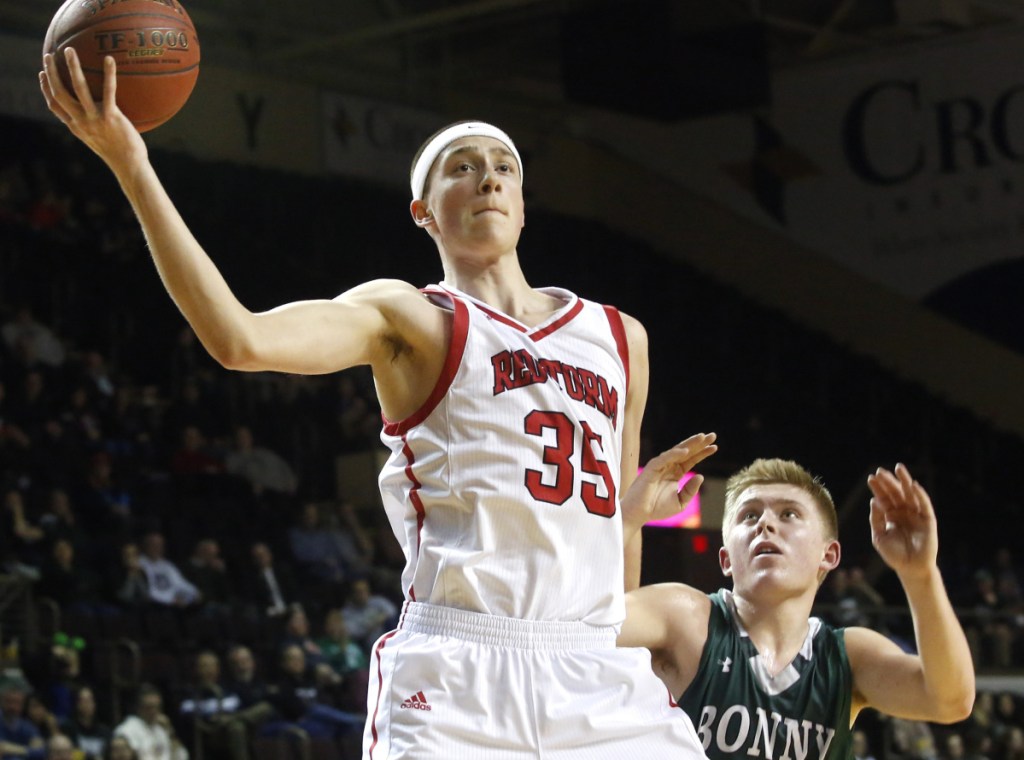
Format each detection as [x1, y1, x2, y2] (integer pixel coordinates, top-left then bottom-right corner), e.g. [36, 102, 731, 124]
[53, 14, 195, 50]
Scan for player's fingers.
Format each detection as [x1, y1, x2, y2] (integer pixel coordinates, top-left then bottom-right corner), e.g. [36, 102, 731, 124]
[868, 498, 889, 540]
[41, 54, 75, 110]
[39, 71, 72, 125]
[645, 433, 715, 473]
[677, 474, 704, 507]
[101, 55, 117, 114]
[64, 47, 99, 117]
[909, 480, 936, 519]
[893, 463, 922, 514]
[866, 469, 897, 504]
[679, 441, 718, 472]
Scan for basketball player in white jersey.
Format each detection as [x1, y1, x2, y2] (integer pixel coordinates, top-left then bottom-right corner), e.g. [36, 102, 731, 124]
[41, 50, 715, 758]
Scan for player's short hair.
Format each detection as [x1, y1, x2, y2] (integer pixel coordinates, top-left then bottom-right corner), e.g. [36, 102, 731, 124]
[722, 458, 838, 541]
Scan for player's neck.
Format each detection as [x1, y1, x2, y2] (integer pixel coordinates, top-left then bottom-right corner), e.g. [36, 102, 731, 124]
[732, 587, 816, 667]
[442, 260, 563, 326]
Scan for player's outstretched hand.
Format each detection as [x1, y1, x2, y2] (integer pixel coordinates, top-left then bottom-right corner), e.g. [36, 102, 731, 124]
[39, 48, 147, 169]
[867, 463, 938, 581]
[621, 432, 717, 529]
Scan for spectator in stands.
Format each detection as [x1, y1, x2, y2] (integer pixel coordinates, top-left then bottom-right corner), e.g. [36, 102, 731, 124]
[964, 569, 1015, 668]
[339, 578, 397, 650]
[1001, 727, 1024, 760]
[44, 734, 74, 760]
[59, 685, 110, 760]
[266, 644, 362, 743]
[1, 307, 65, 369]
[224, 425, 297, 497]
[992, 548, 1024, 625]
[182, 538, 232, 615]
[945, 733, 967, 760]
[105, 736, 137, 760]
[37, 538, 104, 613]
[58, 385, 103, 454]
[326, 502, 375, 581]
[167, 425, 222, 478]
[287, 503, 358, 591]
[280, 607, 325, 670]
[315, 608, 369, 714]
[23, 694, 59, 744]
[79, 351, 115, 402]
[0, 380, 32, 474]
[38, 489, 89, 559]
[328, 373, 379, 453]
[888, 717, 940, 760]
[316, 608, 367, 677]
[0, 682, 45, 758]
[823, 565, 886, 628]
[160, 379, 222, 453]
[113, 684, 187, 760]
[74, 453, 132, 537]
[853, 729, 878, 760]
[138, 532, 200, 608]
[993, 693, 1020, 742]
[106, 541, 149, 610]
[101, 384, 159, 473]
[241, 542, 298, 620]
[223, 646, 275, 729]
[2, 487, 45, 574]
[177, 651, 258, 760]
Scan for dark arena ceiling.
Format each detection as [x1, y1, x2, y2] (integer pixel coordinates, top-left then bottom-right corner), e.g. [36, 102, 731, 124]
[5, 0, 1024, 116]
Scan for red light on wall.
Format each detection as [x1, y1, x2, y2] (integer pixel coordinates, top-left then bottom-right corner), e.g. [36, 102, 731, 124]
[691, 534, 710, 554]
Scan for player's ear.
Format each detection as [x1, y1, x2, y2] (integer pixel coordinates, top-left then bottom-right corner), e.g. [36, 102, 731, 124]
[410, 199, 434, 228]
[719, 546, 732, 577]
[820, 539, 841, 574]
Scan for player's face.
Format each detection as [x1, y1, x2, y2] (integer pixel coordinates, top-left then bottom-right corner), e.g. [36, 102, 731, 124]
[414, 136, 525, 259]
[720, 483, 839, 597]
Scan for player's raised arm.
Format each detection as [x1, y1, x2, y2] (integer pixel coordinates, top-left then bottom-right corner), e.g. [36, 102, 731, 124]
[846, 464, 974, 723]
[39, 50, 439, 385]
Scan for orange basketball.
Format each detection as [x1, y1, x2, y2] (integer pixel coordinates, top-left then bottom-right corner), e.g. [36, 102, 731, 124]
[44, 0, 201, 132]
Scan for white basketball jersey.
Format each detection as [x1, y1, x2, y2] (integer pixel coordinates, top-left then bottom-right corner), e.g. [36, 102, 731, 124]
[378, 283, 630, 626]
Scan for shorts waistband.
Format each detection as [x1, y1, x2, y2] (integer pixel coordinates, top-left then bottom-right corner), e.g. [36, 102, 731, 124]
[398, 601, 616, 650]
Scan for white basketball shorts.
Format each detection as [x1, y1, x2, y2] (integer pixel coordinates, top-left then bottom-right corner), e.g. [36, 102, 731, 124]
[362, 601, 707, 759]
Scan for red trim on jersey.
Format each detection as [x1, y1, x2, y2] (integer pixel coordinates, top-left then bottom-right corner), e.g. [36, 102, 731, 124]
[401, 436, 426, 602]
[381, 297, 469, 436]
[529, 298, 584, 341]
[603, 305, 630, 393]
[667, 686, 679, 708]
[368, 629, 400, 758]
[473, 302, 528, 332]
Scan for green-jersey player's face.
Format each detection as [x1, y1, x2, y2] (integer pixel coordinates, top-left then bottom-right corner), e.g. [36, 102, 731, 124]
[721, 483, 840, 597]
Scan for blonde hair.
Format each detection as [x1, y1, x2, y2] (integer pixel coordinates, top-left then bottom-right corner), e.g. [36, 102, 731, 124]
[723, 458, 837, 542]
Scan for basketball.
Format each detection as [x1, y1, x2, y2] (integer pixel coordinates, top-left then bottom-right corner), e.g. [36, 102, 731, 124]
[44, 0, 201, 132]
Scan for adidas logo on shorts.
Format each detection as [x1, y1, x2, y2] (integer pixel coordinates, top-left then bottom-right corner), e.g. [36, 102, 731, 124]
[401, 691, 432, 711]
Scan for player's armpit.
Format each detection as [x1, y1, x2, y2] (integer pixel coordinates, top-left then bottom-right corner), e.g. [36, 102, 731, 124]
[846, 626, 973, 724]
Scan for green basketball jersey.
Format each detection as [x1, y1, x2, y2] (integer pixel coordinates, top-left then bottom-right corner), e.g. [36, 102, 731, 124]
[678, 589, 853, 760]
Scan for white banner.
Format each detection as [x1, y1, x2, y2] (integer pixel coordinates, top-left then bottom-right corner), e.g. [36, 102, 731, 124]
[580, 26, 1024, 299]
[320, 92, 443, 191]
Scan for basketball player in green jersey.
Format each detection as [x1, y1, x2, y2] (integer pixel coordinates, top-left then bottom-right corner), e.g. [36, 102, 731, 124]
[619, 438, 975, 760]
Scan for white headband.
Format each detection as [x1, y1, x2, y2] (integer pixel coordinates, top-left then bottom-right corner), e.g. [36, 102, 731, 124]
[410, 121, 523, 200]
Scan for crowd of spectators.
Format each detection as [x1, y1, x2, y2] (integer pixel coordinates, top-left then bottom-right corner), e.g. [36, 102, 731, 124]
[0, 118, 397, 760]
[3, 113, 1024, 758]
